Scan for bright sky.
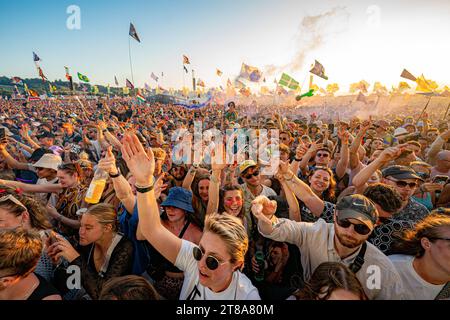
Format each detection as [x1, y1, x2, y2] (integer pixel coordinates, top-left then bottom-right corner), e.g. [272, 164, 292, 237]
[0, 0, 449, 92]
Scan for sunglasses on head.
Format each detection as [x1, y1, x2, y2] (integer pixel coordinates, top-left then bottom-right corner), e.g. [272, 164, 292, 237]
[243, 170, 259, 179]
[193, 246, 228, 270]
[386, 178, 417, 188]
[336, 218, 371, 235]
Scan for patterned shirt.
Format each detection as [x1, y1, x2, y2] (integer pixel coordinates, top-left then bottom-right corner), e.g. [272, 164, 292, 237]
[369, 219, 416, 255]
[394, 199, 430, 222]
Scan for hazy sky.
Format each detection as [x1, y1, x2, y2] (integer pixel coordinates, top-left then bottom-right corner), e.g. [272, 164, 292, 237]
[1, 0, 449, 92]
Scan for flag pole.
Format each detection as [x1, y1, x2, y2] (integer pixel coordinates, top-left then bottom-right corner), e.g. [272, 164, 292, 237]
[128, 36, 135, 86]
[442, 102, 450, 120]
[418, 95, 433, 121]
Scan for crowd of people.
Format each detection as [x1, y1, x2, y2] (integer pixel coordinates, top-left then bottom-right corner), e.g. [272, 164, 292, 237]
[0, 95, 449, 300]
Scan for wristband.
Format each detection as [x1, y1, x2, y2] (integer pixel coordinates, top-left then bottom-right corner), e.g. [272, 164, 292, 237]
[109, 169, 121, 178]
[135, 177, 155, 193]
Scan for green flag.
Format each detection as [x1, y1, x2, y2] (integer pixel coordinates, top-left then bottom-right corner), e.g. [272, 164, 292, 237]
[77, 72, 90, 83]
[278, 73, 299, 90]
[296, 89, 315, 101]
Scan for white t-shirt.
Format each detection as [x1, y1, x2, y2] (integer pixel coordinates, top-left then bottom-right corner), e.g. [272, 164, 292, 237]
[389, 254, 445, 300]
[36, 177, 59, 207]
[175, 240, 261, 300]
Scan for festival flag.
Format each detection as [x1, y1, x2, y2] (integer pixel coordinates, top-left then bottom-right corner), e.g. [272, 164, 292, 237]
[65, 67, 74, 90]
[234, 79, 245, 89]
[309, 60, 328, 80]
[123, 87, 129, 95]
[92, 85, 99, 94]
[356, 92, 368, 104]
[239, 63, 262, 82]
[38, 67, 47, 82]
[151, 72, 159, 82]
[13, 85, 21, 96]
[400, 69, 417, 82]
[415, 74, 434, 93]
[107, 84, 111, 94]
[129, 23, 141, 43]
[260, 86, 270, 95]
[296, 89, 315, 100]
[137, 91, 145, 102]
[216, 69, 223, 77]
[197, 79, 205, 87]
[373, 82, 388, 95]
[349, 80, 369, 94]
[326, 83, 339, 95]
[227, 78, 232, 87]
[114, 76, 119, 86]
[24, 83, 29, 96]
[183, 55, 190, 64]
[11, 77, 23, 85]
[28, 88, 39, 97]
[183, 65, 188, 74]
[278, 73, 300, 90]
[398, 81, 411, 91]
[144, 83, 150, 91]
[49, 83, 57, 93]
[239, 87, 251, 97]
[77, 72, 90, 83]
[126, 79, 134, 89]
[33, 51, 41, 62]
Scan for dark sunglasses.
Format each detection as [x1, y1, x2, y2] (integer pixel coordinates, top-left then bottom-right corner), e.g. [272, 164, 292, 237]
[316, 153, 329, 158]
[192, 246, 228, 270]
[416, 172, 430, 180]
[386, 178, 417, 188]
[336, 218, 371, 235]
[243, 170, 259, 179]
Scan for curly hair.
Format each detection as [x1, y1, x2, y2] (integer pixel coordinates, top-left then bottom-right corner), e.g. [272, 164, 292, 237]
[363, 183, 402, 214]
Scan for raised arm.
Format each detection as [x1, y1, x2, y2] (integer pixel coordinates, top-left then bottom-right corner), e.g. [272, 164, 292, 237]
[335, 128, 350, 179]
[290, 143, 308, 175]
[278, 161, 325, 216]
[182, 165, 197, 191]
[278, 177, 301, 222]
[0, 141, 30, 170]
[0, 178, 63, 193]
[349, 120, 370, 169]
[121, 134, 181, 264]
[206, 151, 226, 216]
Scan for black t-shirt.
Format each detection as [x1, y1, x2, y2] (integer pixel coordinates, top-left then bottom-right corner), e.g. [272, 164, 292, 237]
[27, 273, 61, 300]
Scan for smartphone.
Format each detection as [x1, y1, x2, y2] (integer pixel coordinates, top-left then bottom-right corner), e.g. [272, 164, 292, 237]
[45, 230, 58, 245]
[433, 175, 448, 185]
[0, 128, 5, 140]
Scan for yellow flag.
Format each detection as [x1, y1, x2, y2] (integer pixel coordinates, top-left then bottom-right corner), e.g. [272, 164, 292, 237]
[398, 81, 411, 90]
[123, 87, 129, 95]
[415, 74, 433, 92]
[326, 83, 339, 95]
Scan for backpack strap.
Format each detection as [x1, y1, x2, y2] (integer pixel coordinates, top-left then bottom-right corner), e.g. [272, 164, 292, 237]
[349, 242, 367, 274]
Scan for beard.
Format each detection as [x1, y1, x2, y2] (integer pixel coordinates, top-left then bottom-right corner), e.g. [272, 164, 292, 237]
[335, 229, 365, 249]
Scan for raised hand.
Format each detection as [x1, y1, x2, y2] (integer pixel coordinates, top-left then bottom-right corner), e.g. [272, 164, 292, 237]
[98, 147, 118, 175]
[251, 195, 277, 219]
[46, 234, 80, 263]
[121, 133, 155, 185]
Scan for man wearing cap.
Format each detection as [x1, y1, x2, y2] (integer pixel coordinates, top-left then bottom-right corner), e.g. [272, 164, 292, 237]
[239, 160, 276, 236]
[374, 120, 394, 146]
[253, 193, 405, 300]
[353, 147, 430, 222]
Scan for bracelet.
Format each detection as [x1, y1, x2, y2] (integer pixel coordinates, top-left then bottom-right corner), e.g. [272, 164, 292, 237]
[294, 157, 302, 162]
[135, 177, 155, 193]
[109, 171, 121, 178]
[284, 172, 295, 181]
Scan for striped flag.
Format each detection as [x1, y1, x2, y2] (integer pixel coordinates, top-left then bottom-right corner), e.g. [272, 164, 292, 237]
[129, 23, 141, 43]
[126, 79, 134, 89]
[137, 92, 145, 102]
[11, 77, 23, 85]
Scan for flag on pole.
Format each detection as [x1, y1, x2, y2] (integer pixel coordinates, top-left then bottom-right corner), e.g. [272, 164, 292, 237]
[92, 85, 99, 94]
[151, 72, 159, 82]
[144, 83, 150, 91]
[197, 79, 205, 87]
[183, 55, 190, 64]
[184, 66, 188, 74]
[400, 69, 417, 82]
[65, 67, 74, 90]
[137, 91, 145, 102]
[216, 69, 223, 77]
[129, 23, 141, 43]
[309, 60, 328, 80]
[13, 85, 21, 96]
[415, 74, 434, 93]
[123, 87, 129, 95]
[126, 79, 134, 89]
[28, 89, 39, 97]
[278, 73, 300, 90]
[11, 77, 23, 85]
[356, 92, 368, 104]
[239, 63, 262, 82]
[37, 67, 47, 82]
[114, 76, 119, 86]
[24, 83, 29, 96]
[33, 51, 41, 62]
[77, 72, 90, 83]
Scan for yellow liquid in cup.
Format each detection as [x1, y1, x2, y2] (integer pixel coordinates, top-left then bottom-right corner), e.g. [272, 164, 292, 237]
[84, 179, 106, 204]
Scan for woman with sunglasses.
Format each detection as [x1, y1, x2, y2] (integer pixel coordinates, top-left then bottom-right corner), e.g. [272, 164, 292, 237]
[121, 133, 260, 300]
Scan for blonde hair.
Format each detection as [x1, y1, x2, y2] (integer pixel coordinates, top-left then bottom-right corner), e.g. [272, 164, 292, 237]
[85, 203, 118, 232]
[204, 214, 248, 267]
[0, 229, 42, 278]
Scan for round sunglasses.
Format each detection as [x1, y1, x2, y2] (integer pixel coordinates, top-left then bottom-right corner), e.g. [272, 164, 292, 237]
[336, 218, 371, 235]
[193, 246, 229, 271]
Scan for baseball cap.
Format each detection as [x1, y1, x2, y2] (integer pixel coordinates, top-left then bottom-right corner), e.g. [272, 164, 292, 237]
[239, 160, 258, 175]
[382, 165, 423, 181]
[336, 194, 378, 230]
